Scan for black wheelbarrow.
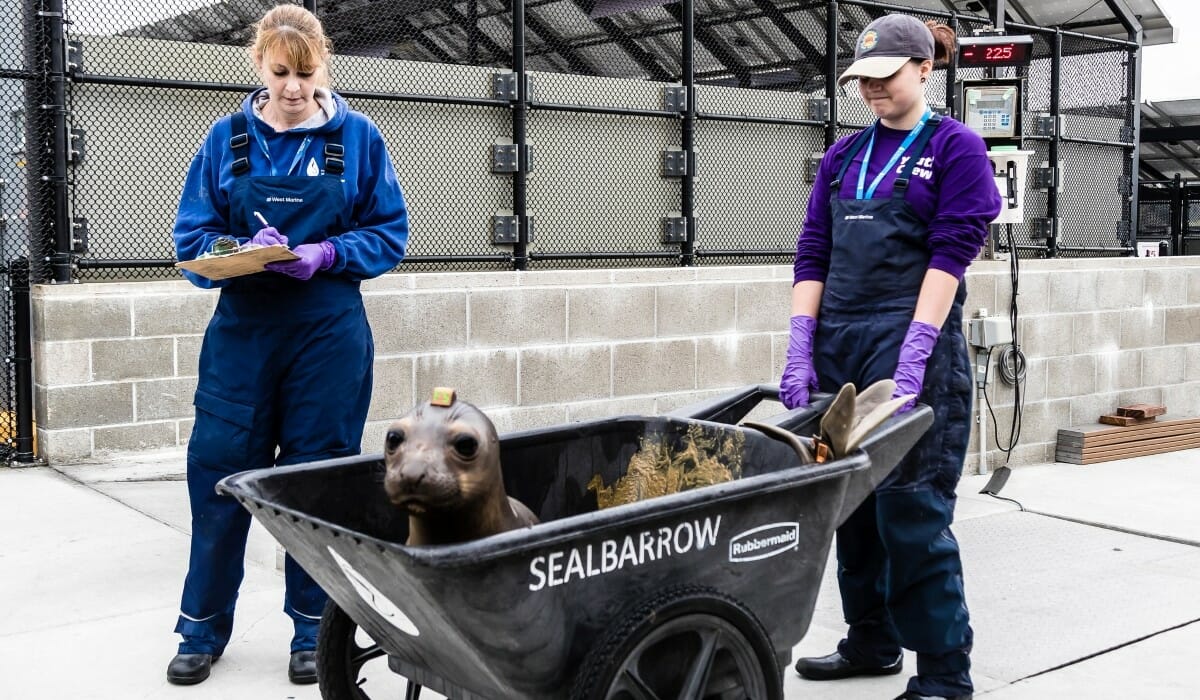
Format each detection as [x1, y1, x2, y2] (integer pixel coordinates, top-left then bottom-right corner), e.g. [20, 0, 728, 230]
[217, 385, 931, 700]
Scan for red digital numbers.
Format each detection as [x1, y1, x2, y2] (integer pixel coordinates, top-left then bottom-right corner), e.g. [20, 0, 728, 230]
[985, 46, 1014, 61]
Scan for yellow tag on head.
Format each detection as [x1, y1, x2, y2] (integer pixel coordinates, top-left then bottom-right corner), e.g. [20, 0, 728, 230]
[431, 387, 457, 407]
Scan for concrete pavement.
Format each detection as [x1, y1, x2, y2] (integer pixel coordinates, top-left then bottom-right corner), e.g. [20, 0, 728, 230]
[2, 448, 1197, 699]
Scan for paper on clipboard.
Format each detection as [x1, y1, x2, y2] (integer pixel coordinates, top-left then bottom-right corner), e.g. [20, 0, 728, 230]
[175, 245, 300, 281]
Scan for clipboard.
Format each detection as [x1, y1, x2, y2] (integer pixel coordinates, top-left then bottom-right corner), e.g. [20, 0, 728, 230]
[175, 245, 300, 281]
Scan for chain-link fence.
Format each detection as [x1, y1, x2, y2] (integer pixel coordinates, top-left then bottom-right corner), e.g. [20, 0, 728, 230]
[1139, 178, 1200, 256]
[6, 0, 1143, 461]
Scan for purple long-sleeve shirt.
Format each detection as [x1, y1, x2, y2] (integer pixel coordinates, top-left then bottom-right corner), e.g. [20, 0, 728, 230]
[794, 116, 1001, 284]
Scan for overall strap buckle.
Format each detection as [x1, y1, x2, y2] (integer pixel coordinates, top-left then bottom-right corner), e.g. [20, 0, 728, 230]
[323, 128, 344, 175]
[229, 112, 251, 176]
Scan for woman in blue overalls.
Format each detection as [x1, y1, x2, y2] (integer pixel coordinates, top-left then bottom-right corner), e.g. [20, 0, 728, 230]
[780, 14, 1000, 700]
[167, 5, 408, 686]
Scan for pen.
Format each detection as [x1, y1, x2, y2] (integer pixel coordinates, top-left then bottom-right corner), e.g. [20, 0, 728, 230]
[253, 211, 270, 228]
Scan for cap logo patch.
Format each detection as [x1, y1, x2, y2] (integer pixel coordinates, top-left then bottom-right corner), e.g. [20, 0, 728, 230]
[860, 30, 878, 52]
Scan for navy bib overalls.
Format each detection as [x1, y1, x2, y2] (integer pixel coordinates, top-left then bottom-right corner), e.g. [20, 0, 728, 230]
[814, 115, 975, 697]
[176, 113, 375, 655]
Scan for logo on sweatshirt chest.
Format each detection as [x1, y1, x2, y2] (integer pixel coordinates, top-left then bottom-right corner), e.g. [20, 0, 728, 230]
[897, 155, 935, 181]
[307, 157, 320, 176]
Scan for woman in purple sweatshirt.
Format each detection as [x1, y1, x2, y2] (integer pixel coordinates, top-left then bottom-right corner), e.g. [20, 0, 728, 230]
[781, 14, 1000, 700]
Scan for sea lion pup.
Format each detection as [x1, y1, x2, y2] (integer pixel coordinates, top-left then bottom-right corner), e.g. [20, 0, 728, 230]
[383, 388, 539, 546]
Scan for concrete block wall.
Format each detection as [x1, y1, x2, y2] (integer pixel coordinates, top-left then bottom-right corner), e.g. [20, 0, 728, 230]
[32, 258, 1200, 471]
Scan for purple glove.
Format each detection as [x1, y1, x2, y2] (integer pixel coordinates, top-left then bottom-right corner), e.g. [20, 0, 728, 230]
[265, 241, 335, 280]
[779, 315, 819, 409]
[892, 320, 940, 413]
[248, 226, 287, 248]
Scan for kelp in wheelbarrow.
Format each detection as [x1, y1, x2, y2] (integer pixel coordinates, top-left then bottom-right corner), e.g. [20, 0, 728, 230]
[217, 381, 931, 700]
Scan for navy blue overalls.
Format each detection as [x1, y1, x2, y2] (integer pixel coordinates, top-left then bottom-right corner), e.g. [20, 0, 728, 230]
[813, 113, 975, 697]
[176, 112, 374, 655]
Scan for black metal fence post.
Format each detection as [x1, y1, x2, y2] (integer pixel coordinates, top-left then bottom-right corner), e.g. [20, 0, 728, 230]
[825, 0, 838, 148]
[1126, 44, 1142, 256]
[10, 257, 36, 462]
[512, 0, 528, 271]
[1170, 174, 1183, 255]
[680, 0, 695, 267]
[1046, 29, 1061, 258]
[44, 0, 71, 282]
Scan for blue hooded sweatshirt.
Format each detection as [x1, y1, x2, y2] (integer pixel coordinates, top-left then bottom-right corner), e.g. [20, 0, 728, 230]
[173, 88, 408, 291]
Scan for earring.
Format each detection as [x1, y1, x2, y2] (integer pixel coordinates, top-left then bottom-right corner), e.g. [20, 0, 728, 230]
[920, 77, 927, 83]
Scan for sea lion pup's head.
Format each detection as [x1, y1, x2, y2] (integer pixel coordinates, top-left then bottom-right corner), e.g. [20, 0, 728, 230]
[382, 388, 502, 518]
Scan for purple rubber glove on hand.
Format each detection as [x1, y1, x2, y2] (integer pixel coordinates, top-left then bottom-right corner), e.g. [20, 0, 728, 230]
[779, 314, 820, 409]
[265, 241, 335, 280]
[892, 320, 941, 413]
[247, 226, 287, 248]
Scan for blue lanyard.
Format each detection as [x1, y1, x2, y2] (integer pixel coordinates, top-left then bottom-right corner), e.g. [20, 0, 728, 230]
[856, 109, 932, 200]
[248, 120, 313, 177]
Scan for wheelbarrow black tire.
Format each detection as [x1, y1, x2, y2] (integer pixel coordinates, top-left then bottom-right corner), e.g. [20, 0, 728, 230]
[570, 585, 782, 700]
[316, 599, 387, 700]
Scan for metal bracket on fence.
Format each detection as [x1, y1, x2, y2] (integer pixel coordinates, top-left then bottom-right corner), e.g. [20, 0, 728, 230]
[807, 98, 829, 122]
[664, 86, 687, 112]
[492, 142, 534, 173]
[492, 143, 517, 173]
[931, 104, 951, 117]
[1032, 166, 1056, 189]
[492, 215, 534, 244]
[662, 215, 688, 243]
[72, 217, 88, 254]
[1120, 125, 1134, 143]
[805, 153, 823, 183]
[492, 73, 533, 101]
[1030, 217, 1055, 240]
[492, 73, 516, 101]
[493, 214, 518, 244]
[661, 149, 687, 178]
[67, 40, 83, 75]
[1032, 114, 1060, 138]
[69, 128, 85, 164]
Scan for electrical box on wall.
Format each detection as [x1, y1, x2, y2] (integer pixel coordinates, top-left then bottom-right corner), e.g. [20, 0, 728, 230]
[968, 315, 1013, 349]
[988, 149, 1034, 225]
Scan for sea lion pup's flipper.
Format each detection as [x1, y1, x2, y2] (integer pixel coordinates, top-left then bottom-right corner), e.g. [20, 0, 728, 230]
[819, 383, 858, 458]
[743, 421, 816, 464]
[841, 379, 914, 455]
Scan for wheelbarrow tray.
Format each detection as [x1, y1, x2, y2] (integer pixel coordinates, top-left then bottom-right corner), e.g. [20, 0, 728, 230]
[217, 386, 931, 699]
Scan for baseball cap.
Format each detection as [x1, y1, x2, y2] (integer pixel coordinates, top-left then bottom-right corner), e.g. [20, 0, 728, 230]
[838, 14, 934, 86]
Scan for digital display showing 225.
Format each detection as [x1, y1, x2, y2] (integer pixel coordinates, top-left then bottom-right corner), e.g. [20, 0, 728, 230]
[957, 36, 1034, 68]
[960, 43, 1029, 66]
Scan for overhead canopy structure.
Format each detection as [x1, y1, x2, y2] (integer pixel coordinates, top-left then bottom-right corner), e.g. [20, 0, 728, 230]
[113, 0, 1172, 89]
[1140, 100, 1200, 180]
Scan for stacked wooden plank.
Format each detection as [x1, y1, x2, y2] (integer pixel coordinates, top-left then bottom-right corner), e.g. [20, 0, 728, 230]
[1056, 404, 1200, 464]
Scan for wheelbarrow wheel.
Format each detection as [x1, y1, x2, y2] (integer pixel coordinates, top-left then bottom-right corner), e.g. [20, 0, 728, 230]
[570, 585, 782, 700]
[316, 599, 389, 700]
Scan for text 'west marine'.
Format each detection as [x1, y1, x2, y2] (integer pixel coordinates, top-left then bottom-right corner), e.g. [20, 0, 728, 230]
[528, 516, 721, 592]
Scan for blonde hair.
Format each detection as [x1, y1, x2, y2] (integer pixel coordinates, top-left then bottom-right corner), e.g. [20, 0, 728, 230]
[250, 5, 332, 86]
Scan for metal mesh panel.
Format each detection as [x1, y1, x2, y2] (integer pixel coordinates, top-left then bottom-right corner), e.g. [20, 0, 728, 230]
[1057, 140, 1127, 255]
[48, 0, 1140, 277]
[525, 109, 679, 267]
[71, 85, 239, 280]
[693, 119, 821, 262]
[1059, 34, 1130, 144]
